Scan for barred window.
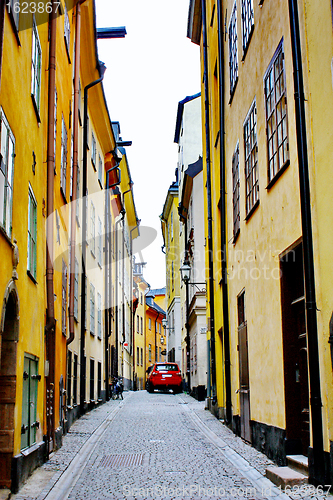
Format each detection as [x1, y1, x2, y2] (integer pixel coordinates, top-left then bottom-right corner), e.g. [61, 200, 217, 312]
[232, 143, 240, 241]
[241, 0, 254, 54]
[244, 100, 259, 215]
[264, 44, 289, 183]
[229, 1, 238, 96]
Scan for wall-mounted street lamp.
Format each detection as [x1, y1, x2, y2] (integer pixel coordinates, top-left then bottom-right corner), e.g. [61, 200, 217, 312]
[162, 318, 174, 331]
[179, 260, 207, 395]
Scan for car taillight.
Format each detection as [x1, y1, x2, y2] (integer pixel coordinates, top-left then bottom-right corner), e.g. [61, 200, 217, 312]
[177, 372, 181, 376]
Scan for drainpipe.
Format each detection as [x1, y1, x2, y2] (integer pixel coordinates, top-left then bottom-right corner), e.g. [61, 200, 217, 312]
[115, 208, 125, 378]
[288, 0, 325, 485]
[130, 221, 140, 388]
[80, 63, 106, 413]
[217, 0, 232, 425]
[201, 0, 217, 405]
[68, 0, 86, 347]
[45, 0, 57, 457]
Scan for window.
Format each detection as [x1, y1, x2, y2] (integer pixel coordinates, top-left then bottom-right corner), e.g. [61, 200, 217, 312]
[90, 283, 95, 335]
[137, 347, 139, 366]
[232, 143, 240, 241]
[90, 202, 95, 256]
[73, 354, 78, 405]
[171, 211, 174, 240]
[244, 100, 259, 216]
[31, 19, 42, 115]
[74, 257, 79, 320]
[7, 0, 20, 32]
[141, 317, 143, 335]
[21, 354, 39, 450]
[64, 2, 70, 55]
[229, 1, 238, 96]
[149, 318, 151, 330]
[140, 293, 143, 305]
[90, 359, 95, 401]
[91, 132, 96, 169]
[27, 185, 37, 279]
[0, 108, 15, 238]
[61, 116, 68, 198]
[97, 362, 102, 399]
[264, 43, 289, 183]
[62, 260, 68, 336]
[241, 0, 254, 54]
[149, 344, 152, 362]
[98, 154, 103, 187]
[140, 348, 143, 366]
[67, 351, 72, 407]
[97, 217, 102, 266]
[137, 315, 139, 333]
[54, 88, 57, 169]
[97, 292, 102, 339]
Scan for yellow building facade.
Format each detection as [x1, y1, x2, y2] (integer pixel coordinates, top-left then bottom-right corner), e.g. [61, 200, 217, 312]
[188, 0, 333, 484]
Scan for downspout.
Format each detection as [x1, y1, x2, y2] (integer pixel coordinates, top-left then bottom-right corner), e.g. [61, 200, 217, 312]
[115, 208, 125, 378]
[121, 187, 132, 385]
[80, 64, 106, 413]
[45, 0, 57, 457]
[105, 160, 121, 398]
[201, 0, 217, 405]
[217, 0, 232, 425]
[130, 221, 139, 388]
[288, 0, 325, 485]
[68, 0, 85, 347]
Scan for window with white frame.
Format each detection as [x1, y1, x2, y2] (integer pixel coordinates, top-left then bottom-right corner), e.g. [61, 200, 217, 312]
[64, 3, 70, 55]
[241, 0, 254, 54]
[62, 260, 68, 336]
[61, 116, 68, 198]
[97, 292, 102, 339]
[27, 185, 37, 279]
[31, 19, 42, 115]
[7, 0, 20, 32]
[74, 257, 79, 320]
[98, 154, 103, 187]
[54, 88, 57, 169]
[264, 43, 289, 183]
[232, 143, 240, 241]
[244, 100, 259, 215]
[91, 132, 96, 169]
[90, 202, 95, 256]
[229, 2, 238, 96]
[90, 283, 95, 335]
[0, 108, 15, 238]
[97, 216, 102, 266]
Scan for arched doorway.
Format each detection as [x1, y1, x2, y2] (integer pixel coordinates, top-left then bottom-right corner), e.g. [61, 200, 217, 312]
[0, 281, 19, 489]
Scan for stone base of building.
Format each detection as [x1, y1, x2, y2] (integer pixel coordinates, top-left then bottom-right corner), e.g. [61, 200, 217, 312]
[66, 404, 81, 431]
[308, 445, 331, 486]
[251, 420, 286, 466]
[11, 440, 46, 493]
[191, 385, 206, 401]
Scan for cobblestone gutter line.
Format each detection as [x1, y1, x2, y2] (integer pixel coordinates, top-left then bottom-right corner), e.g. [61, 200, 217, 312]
[179, 394, 330, 500]
[11, 393, 132, 500]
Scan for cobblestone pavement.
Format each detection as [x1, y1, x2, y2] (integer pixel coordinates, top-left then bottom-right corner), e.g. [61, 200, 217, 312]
[11, 391, 330, 500]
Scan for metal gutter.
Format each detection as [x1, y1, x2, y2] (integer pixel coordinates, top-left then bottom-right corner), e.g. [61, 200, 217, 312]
[201, 0, 217, 405]
[217, 0, 232, 425]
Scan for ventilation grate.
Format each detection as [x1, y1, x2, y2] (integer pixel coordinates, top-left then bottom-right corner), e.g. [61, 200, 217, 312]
[99, 453, 144, 468]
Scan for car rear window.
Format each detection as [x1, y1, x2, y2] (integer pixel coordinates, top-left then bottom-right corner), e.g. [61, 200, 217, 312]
[155, 364, 179, 371]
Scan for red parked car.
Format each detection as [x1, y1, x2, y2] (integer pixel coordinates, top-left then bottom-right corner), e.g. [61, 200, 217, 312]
[146, 363, 182, 394]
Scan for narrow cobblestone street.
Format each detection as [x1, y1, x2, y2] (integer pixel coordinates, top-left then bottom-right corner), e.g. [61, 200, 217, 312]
[8, 392, 329, 500]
